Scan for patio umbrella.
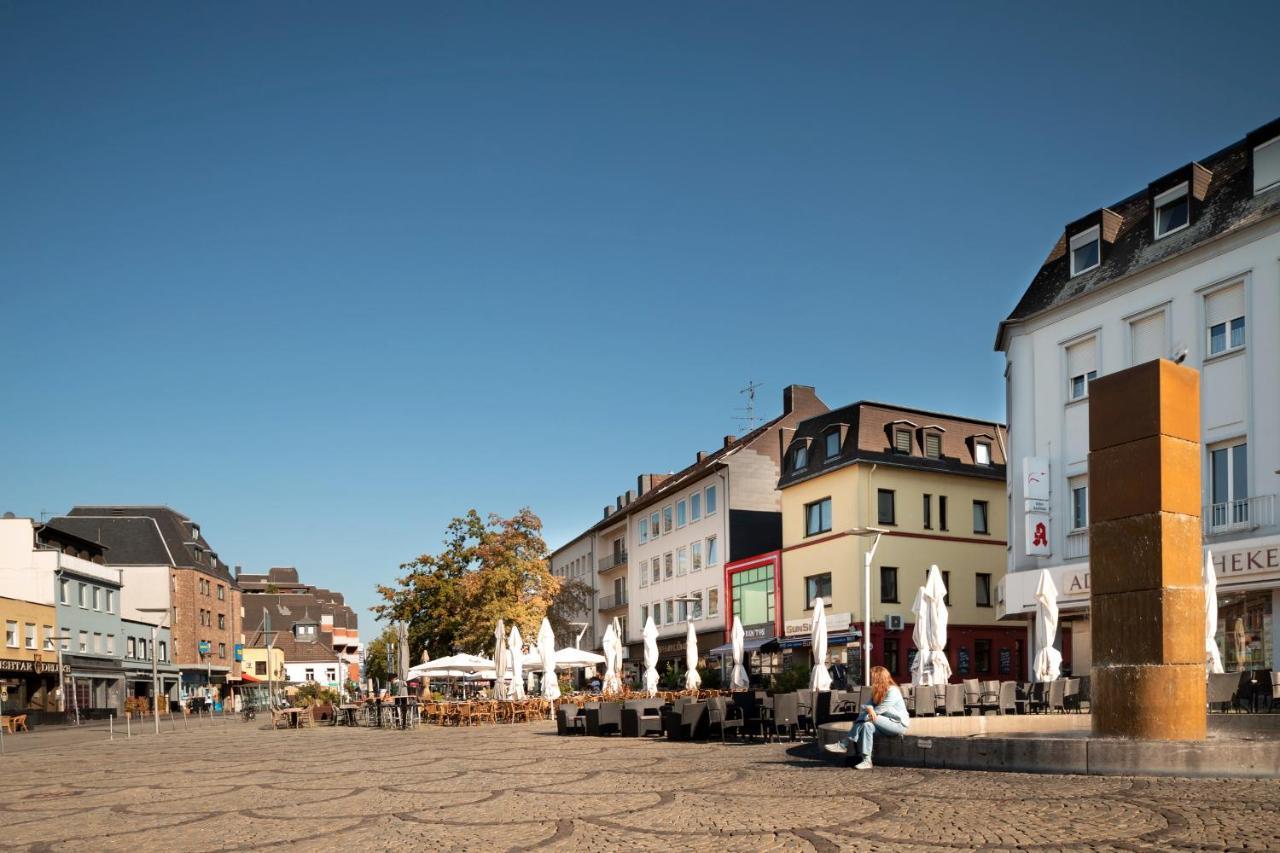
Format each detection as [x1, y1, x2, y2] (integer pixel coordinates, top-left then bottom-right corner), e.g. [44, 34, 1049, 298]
[555, 647, 606, 670]
[642, 615, 659, 696]
[420, 649, 429, 665]
[537, 617, 560, 700]
[1032, 569, 1062, 683]
[508, 626, 526, 700]
[730, 616, 749, 690]
[601, 622, 622, 693]
[396, 622, 410, 681]
[494, 619, 508, 700]
[1204, 549, 1224, 674]
[810, 596, 832, 691]
[911, 565, 953, 686]
[684, 620, 701, 691]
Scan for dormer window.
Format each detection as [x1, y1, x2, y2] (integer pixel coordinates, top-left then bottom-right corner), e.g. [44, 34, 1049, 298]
[791, 444, 808, 471]
[1069, 226, 1100, 277]
[1254, 134, 1280, 195]
[923, 432, 942, 459]
[893, 428, 912, 454]
[975, 441, 992, 466]
[1153, 183, 1189, 238]
[824, 429, 841, 459]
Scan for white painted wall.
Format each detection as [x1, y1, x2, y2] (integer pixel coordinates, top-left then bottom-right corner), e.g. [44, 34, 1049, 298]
[283, 661, 341, 685]
[549, 532, 596, 648]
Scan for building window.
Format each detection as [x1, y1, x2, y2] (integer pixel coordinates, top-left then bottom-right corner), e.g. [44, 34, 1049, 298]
[805, 498, 832, 536]
[639, 560, 648, 587]
[975, 639, 992, 673]
[105, 590, 114, 613]
[691, 492, 702, 521]
[663, 506, 673, 533]
[255, 661, 267, 676]
[94, 632, 103, 653]
[975, 441, 992, 466]
[640, 604, 649, 626]
[675, 598, 688, 622]
[106, 634, 115, 654]
[706, 535, 718, 566]
[665, 600, 674, 623]
[651, 604, 660, 627]
[78, 631, 88, 652]
[218, 614, 226, 630]
[1071, 480, 1088, 530]
[78, 582, 87, 608]
[705, 485, 717, 515]
[649, 512, 660, 539]
[791, 444, 808, 471]
[159, 641, 167, 661]
[1153, 182, 1190, 238]
[127, 637, 137, 659]
[924, 433, 942, 459]
[1205, 284, 1245, 357]
[638, 518, 648, 545]
[883, 638, 899, 677]
[923, 494, 932, 529]
[304, 668, 314, 681]
[60, 627, 70, 651]
[676, 500, 687, 527]
[973, 500, 990, 535]
[877, 489, 896, 525]
[939, 495, 948, 531]
[1254, 134, 1280, 194]
[805, 573, 832, 609]
[43, 625, 54, 651]
[730, 563, 775, 628]
[1130, 310, 1167, 365]
[691, 540, 703, 571]
[24, 623, 36, 649]
[894, 428, 912, 454]
[825, 429, 841, 459]
[707, 587, 719, 617]
[880, 567, 898, 603]
[976, 573, 993, 608]
[676, 547, 688, 576]
[217, 585, 225, 600]
[652, 560, 661, 584]
[1208, 440, 1249, 529]
[5, 621, 16, 648]
[940, 571, 951, 606]
[664, 552, 673, 580]
[690, 590, 703, 619]
[59, 578, 69, 604]
[218, 643, 226, 659]
[1069, 225, 1100, 277]
[1066, 336, 1098, 401]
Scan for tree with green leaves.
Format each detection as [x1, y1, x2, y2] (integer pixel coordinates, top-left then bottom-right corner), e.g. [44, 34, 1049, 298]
[374, 508, 564, 661]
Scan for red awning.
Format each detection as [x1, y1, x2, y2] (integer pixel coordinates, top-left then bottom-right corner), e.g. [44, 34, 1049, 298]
[240, 672, 262, 683]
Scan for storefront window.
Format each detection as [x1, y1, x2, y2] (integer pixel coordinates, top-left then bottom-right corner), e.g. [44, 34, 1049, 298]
[1217, 590, 1272, 671]
[731, 563, 775, 627]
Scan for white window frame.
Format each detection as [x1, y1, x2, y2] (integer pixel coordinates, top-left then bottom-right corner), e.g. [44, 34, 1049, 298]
[5, 621, 16, 648]
[707, 586, 719, 617]
[638, 518, 648, 545]
[638, 560, 648, 587]
[691, 540, 703, 572]
[25, 623, 36, 649]
[690, 492, 702, 521]
[1207, 315, 1246, 358]
[1254, 135, 1280, 195]
[1069, 477, 1089, 531]
[676, 546, 688, 576]
[663, 552, 674, 580]
[706, 535, 719, 566]
[1152, 182, 1190, 239]
[704, 485, 717, 516]
[676, 500, 687, 528]
[1069, 225, 1101, 277]
[662, 506, 673, 533]
[975, 441, 991, 466]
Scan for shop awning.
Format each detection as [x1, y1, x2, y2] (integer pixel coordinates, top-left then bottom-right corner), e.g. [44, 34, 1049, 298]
[240, 672, 262, 683]
[708, 637, 778, 656]
[776, 631, 862, 650]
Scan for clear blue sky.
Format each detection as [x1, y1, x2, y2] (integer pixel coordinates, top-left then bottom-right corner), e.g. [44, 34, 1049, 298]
[3, 3, 1277, 622]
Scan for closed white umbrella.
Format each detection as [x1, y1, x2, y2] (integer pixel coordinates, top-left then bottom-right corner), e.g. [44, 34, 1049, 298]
[494, 619, 508, 699]
[730, 616, 749, 690]
[810, 597, 832, 691]
[642, 616, 659, 697]
[396, 622, 411, 681]
[600, 623, 622, 693]
[508, 626, 526, 700]
[911, 565, 953, 686]
[1033, 569, 1062, 683]
[684, 620, 701, 691]
[537, 617, 560, 700]
[1204, 550, 1224, 674]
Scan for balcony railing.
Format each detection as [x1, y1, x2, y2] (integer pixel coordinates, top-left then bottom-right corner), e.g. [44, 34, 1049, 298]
[1064, 529, 1089, 560]
[1204, 495, 1276, 537]
[598, 551, 628, 573]
[598, 591, 628, 611]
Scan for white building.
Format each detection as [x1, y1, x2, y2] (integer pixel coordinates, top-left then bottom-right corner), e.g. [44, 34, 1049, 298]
[548, 530, 597, 653]
[996, 116, 1280, 675]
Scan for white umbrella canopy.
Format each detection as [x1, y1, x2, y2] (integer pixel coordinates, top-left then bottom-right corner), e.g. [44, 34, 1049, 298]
[810, 597, 832, 691]
[601, 623, 622, 693]
[508, 626, 526, 700]
[555, 647, 606, 670]
[642, 616, 659, 696]
[1204, 549, 1225, 674]
[911, 565, 953, 687]
[411, 653, 495, 674]
[684, 620, 701, 691]
[730, 616, 749, 690]
[1033, 569, 1063, 682]
[537, 617, 560, 700]
[494, 619, 508, 699]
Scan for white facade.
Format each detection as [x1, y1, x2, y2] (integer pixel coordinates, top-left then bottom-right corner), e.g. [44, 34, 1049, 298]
[629, 471, 726, 646]
[283, 660, 341, 687]
[999, 171, 1280, 674]
[549, 531, 597, 650]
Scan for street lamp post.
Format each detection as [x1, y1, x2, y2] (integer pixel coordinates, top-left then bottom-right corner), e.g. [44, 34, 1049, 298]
[845, 527, 887, 687]
[137, 607, 170, 736]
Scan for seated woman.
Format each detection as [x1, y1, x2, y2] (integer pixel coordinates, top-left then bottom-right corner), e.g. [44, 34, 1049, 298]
[823, 666, 909, 770]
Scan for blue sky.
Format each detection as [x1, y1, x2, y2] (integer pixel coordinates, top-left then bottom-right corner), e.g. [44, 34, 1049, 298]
[3, 3, 1277, 621]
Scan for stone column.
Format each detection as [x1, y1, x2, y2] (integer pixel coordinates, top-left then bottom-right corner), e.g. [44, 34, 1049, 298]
[1089, 359, 1205, 740]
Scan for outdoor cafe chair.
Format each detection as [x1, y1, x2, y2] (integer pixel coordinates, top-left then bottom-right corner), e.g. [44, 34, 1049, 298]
[1207, 672, 1240, 713]
[663, 701, 708, 741]
[473, 701, 497, 725]
[767, 693, 800, 742]
[796, 689, 813, 736]
[621, 703, 663, 737]
[944, 684, 966, 716]
[997, 681, 1018, 715]
[556, 703, 585, 735]
[1047, 679, 1067, 713]
[585, 701, 621, 736]
[707, 697, 743, 742]
[911, 686, 935, 718]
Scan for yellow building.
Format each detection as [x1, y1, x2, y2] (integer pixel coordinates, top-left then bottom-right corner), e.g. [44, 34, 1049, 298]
[768, 402, 1025, 684]
[0, 596, 63, 722]
[240, 646, 285, 684]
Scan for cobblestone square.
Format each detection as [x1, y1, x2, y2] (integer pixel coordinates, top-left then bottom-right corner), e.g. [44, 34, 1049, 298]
[1, 720, 1277, 851]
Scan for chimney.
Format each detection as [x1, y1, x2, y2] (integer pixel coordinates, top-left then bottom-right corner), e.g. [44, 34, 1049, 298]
[724, 435, 735, 448]
[603, 506, 614, 519]
[637, 473, 652, 494]
[624, 489, 635, 505]
[696, 451, 708, 463]
[615, 495, 624, 511]
[782, 384, 820, 416]
[234, 564, 241, 578]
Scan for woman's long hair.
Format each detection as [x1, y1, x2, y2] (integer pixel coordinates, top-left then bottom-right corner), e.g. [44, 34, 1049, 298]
[870, 665, 897, 706]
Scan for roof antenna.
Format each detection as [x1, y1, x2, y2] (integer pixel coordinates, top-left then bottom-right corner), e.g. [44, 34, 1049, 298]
[733, 381, 764, 434]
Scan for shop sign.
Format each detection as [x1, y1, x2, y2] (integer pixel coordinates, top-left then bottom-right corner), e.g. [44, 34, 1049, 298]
[198, 641, 212, 655]
[657, 638, 686, 656]
[0, 658, 67, 675]
[1214, 542, 1280, 582]
[1060, 568, 1090, 600]
[1025, 512, 1052, 557]
[234, 644, 244, 662]
[741, 623, 776, 641]
[783, 612, 852, 637]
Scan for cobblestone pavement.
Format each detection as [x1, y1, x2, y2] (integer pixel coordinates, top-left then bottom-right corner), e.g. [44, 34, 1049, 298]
[1, 719, 1277, 851]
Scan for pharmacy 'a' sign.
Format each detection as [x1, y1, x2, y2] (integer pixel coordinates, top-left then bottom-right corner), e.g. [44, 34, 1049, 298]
[1025, 512, 1052, 557]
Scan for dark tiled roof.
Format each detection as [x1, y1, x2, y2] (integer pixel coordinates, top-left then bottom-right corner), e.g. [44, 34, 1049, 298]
[50, 516, 173, 565]
[997, 117, 1280, 349]
[778, 401, 1007, 489]
[62, 506, 237, 583]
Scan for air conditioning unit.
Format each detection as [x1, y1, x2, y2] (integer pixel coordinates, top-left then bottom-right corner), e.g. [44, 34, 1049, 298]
[885, 614, 905, 631]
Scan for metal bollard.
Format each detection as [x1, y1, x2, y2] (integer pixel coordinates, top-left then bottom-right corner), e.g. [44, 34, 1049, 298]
[110, 714, 114, 741]
[126, 713, 131, 739]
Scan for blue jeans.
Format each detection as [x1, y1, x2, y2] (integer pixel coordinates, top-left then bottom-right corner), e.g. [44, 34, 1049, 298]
[851, 715, 907, 760]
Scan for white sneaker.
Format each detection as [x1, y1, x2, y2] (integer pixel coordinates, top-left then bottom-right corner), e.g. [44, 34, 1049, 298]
[853, 758, 873, 770]
[823, 740, 848, 754]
